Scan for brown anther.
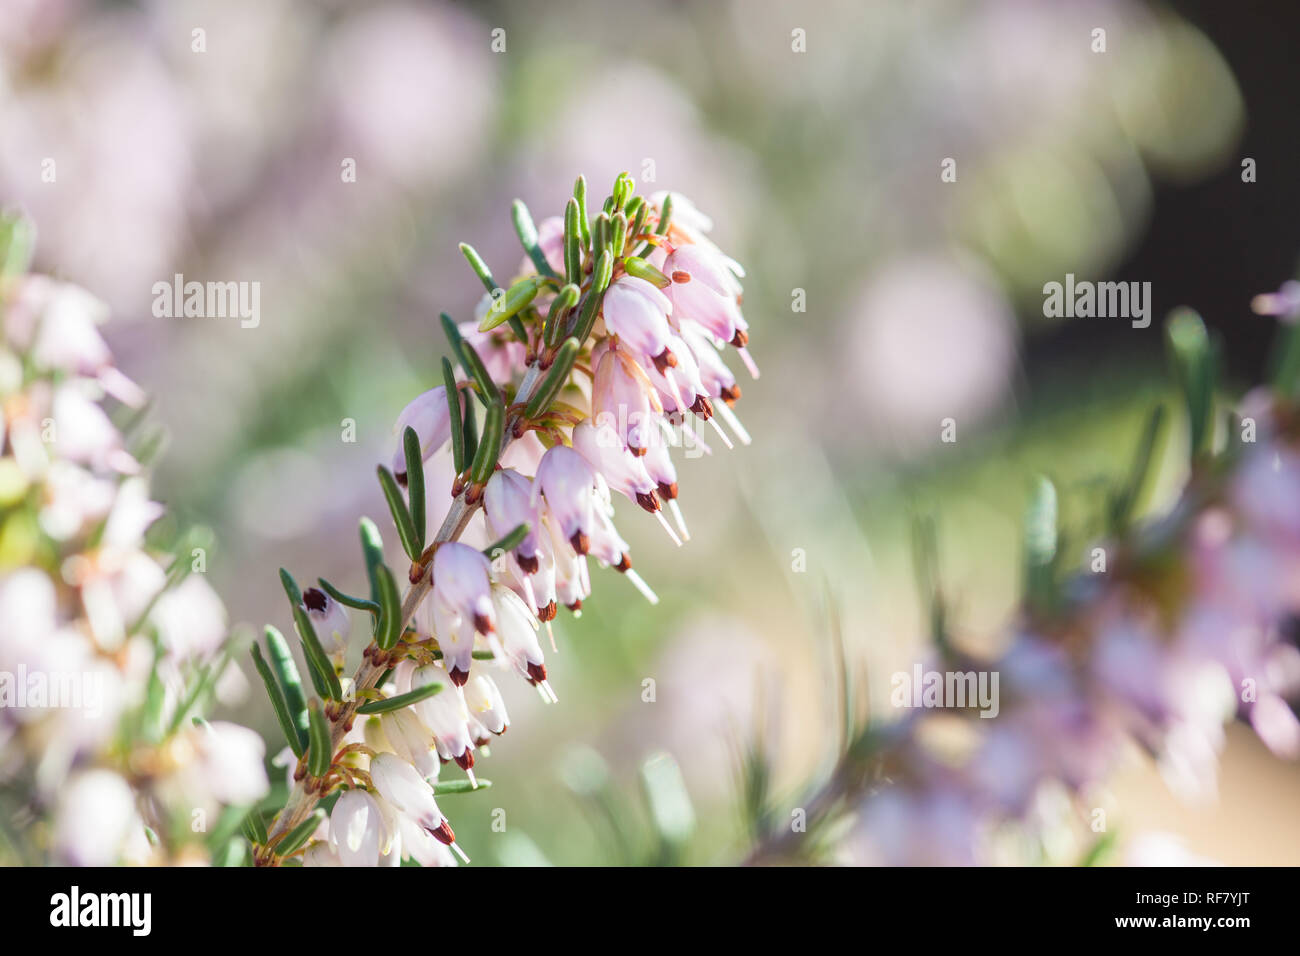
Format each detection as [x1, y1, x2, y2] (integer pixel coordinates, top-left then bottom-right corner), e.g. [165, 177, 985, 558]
[395, 471, 409, 488]
[614, 554, 633, 573]
[570, 530, 590, 555]
[671, 270, 691, 283]
[652, 348, 677, 374]
[517, 553, 540, 574]
[657, 480, 678, 500]
[720, 384, 741, 405]
[730, 329, 749, 348]
[448, 665, 470, 687]
[629, 443, 648, 457]
[453, 750, 475, 771]
[690, 394, 714, 419]
[473, 612, 494, 635]
[538, 600, 557, 622]
[566, 599, 583, 613]
[430, 821, 456, 846]
[526, 660, 549, 684]
[302, 588, 327, 612]
[635, 490, 660, 513]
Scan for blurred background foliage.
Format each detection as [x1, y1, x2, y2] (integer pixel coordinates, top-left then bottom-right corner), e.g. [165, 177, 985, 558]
[3, 0, 1299, 863]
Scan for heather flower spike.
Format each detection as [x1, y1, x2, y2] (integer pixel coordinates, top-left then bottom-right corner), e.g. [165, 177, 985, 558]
[252, 175, 756, 865]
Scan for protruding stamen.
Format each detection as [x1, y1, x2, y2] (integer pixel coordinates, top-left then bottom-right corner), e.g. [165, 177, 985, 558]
[715, 400, 752, 446]
[738, 347, 760, 380]
[624, 568, 660, 605]
[730, 329, 749, 348]
[545, 619, 557, 652]
[654, 510, 683, 547]
[671, 417, 712, 456]
[703, 413, 734, 450]
[690, 394, 714, 419]
[449, 842, 471, 864]
[668, 499, 690, 541]
[635, 490, 660, 513]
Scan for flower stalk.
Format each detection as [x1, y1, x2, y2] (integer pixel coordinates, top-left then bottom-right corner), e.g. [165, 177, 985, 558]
[256, 174, 758, 866]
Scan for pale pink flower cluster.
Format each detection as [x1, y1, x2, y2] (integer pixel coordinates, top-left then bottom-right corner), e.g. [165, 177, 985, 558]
[0, 266, 268, 865]
[296, 191, 757, 866]
[851, 392, 1300, 865]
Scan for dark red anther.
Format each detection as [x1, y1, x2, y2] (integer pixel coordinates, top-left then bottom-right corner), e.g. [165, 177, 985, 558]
[652, 349, 677, 374]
